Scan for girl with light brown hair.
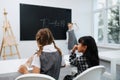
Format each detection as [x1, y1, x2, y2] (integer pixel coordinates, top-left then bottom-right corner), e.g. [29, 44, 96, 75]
[18, 28, 62, 80]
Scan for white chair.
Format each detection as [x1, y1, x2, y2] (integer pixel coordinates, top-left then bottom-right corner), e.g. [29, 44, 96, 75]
[15, 73, 55, 80]
[73, 65, 105, 80]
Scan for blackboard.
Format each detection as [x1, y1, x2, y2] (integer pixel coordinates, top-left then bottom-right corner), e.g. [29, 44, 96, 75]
[20, 3, 71, 40]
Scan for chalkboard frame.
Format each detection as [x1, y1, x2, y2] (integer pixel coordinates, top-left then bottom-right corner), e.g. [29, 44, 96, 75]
[20, 3, 72, 40]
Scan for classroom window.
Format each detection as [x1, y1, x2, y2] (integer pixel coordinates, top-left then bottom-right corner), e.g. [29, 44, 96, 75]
[93, 0, 120, 46]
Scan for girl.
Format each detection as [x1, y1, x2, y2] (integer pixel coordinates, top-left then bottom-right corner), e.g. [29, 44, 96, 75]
[18, 28, 62, 80]
[64, 36, 99, 80]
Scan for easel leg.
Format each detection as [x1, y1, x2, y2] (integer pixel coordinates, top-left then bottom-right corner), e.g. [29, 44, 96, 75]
[3, 47, 6, 60]
[15, 45, 21, 59]
[10, 46, 13, 56]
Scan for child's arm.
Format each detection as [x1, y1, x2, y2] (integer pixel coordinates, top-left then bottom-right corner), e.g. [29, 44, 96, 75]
[25, 55, 34, 68]
[18, 55, 34, 74]
[69, 45, 78, 66]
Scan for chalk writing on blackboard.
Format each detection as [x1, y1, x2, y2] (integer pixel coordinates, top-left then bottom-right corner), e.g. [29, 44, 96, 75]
[40, 18, 65, 28]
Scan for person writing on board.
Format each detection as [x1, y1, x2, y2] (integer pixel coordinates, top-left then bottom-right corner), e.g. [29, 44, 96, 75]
[64, 36, 99, 80]
[66, 23, 77, 54]
[18, 28, 63, 80]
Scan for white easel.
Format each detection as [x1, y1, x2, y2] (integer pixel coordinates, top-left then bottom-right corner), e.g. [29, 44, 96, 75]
[0, 9, 21, 60]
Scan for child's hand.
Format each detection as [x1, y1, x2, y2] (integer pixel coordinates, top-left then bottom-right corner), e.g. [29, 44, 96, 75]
[72, 45, 78, 53]
[18, 64, 29, 74]
[68, 23, 73, 30]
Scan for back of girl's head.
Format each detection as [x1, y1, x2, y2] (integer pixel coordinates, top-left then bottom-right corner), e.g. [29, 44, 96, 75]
[78, 36, 99, 66]
[36, 28, 54, 46]
[36, 28, 62, 55]
[78, 36, 98, 54]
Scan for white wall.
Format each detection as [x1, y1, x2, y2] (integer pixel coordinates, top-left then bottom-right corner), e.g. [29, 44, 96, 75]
[0, 0, 92, 58]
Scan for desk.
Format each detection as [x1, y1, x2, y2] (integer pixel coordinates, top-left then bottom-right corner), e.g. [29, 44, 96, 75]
[0, 50, 120, 80]
[99, 50, 120, 80]
[0, 59, 27, 80]
[0, 56, 72, 80]
[0, 56, 71, 80]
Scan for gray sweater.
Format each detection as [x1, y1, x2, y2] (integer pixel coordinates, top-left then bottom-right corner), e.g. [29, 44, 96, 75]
[68, 29, 77, 50]
[39, 51, 62, 80]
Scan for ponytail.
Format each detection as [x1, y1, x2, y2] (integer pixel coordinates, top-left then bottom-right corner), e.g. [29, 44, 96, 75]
[37, 44, 43, 56]
[53, 41, 62, 55]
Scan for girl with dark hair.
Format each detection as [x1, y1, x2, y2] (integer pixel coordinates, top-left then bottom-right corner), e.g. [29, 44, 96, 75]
[18, 28, 62, 80]
[64, 36, 99, 80]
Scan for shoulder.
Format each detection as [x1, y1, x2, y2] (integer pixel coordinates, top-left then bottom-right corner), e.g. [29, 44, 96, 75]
[32, 54, 40, 62]
[79, 56, 87, 61]
[41, 51, 61, 56]
[40, 51, 62, 62]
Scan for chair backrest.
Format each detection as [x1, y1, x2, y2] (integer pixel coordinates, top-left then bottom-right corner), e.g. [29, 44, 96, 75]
[73, 65, 105, 80]
[15, 73, 55, 80]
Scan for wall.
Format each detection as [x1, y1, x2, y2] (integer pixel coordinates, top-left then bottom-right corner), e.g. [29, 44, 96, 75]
[0, 0, 92, 58]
